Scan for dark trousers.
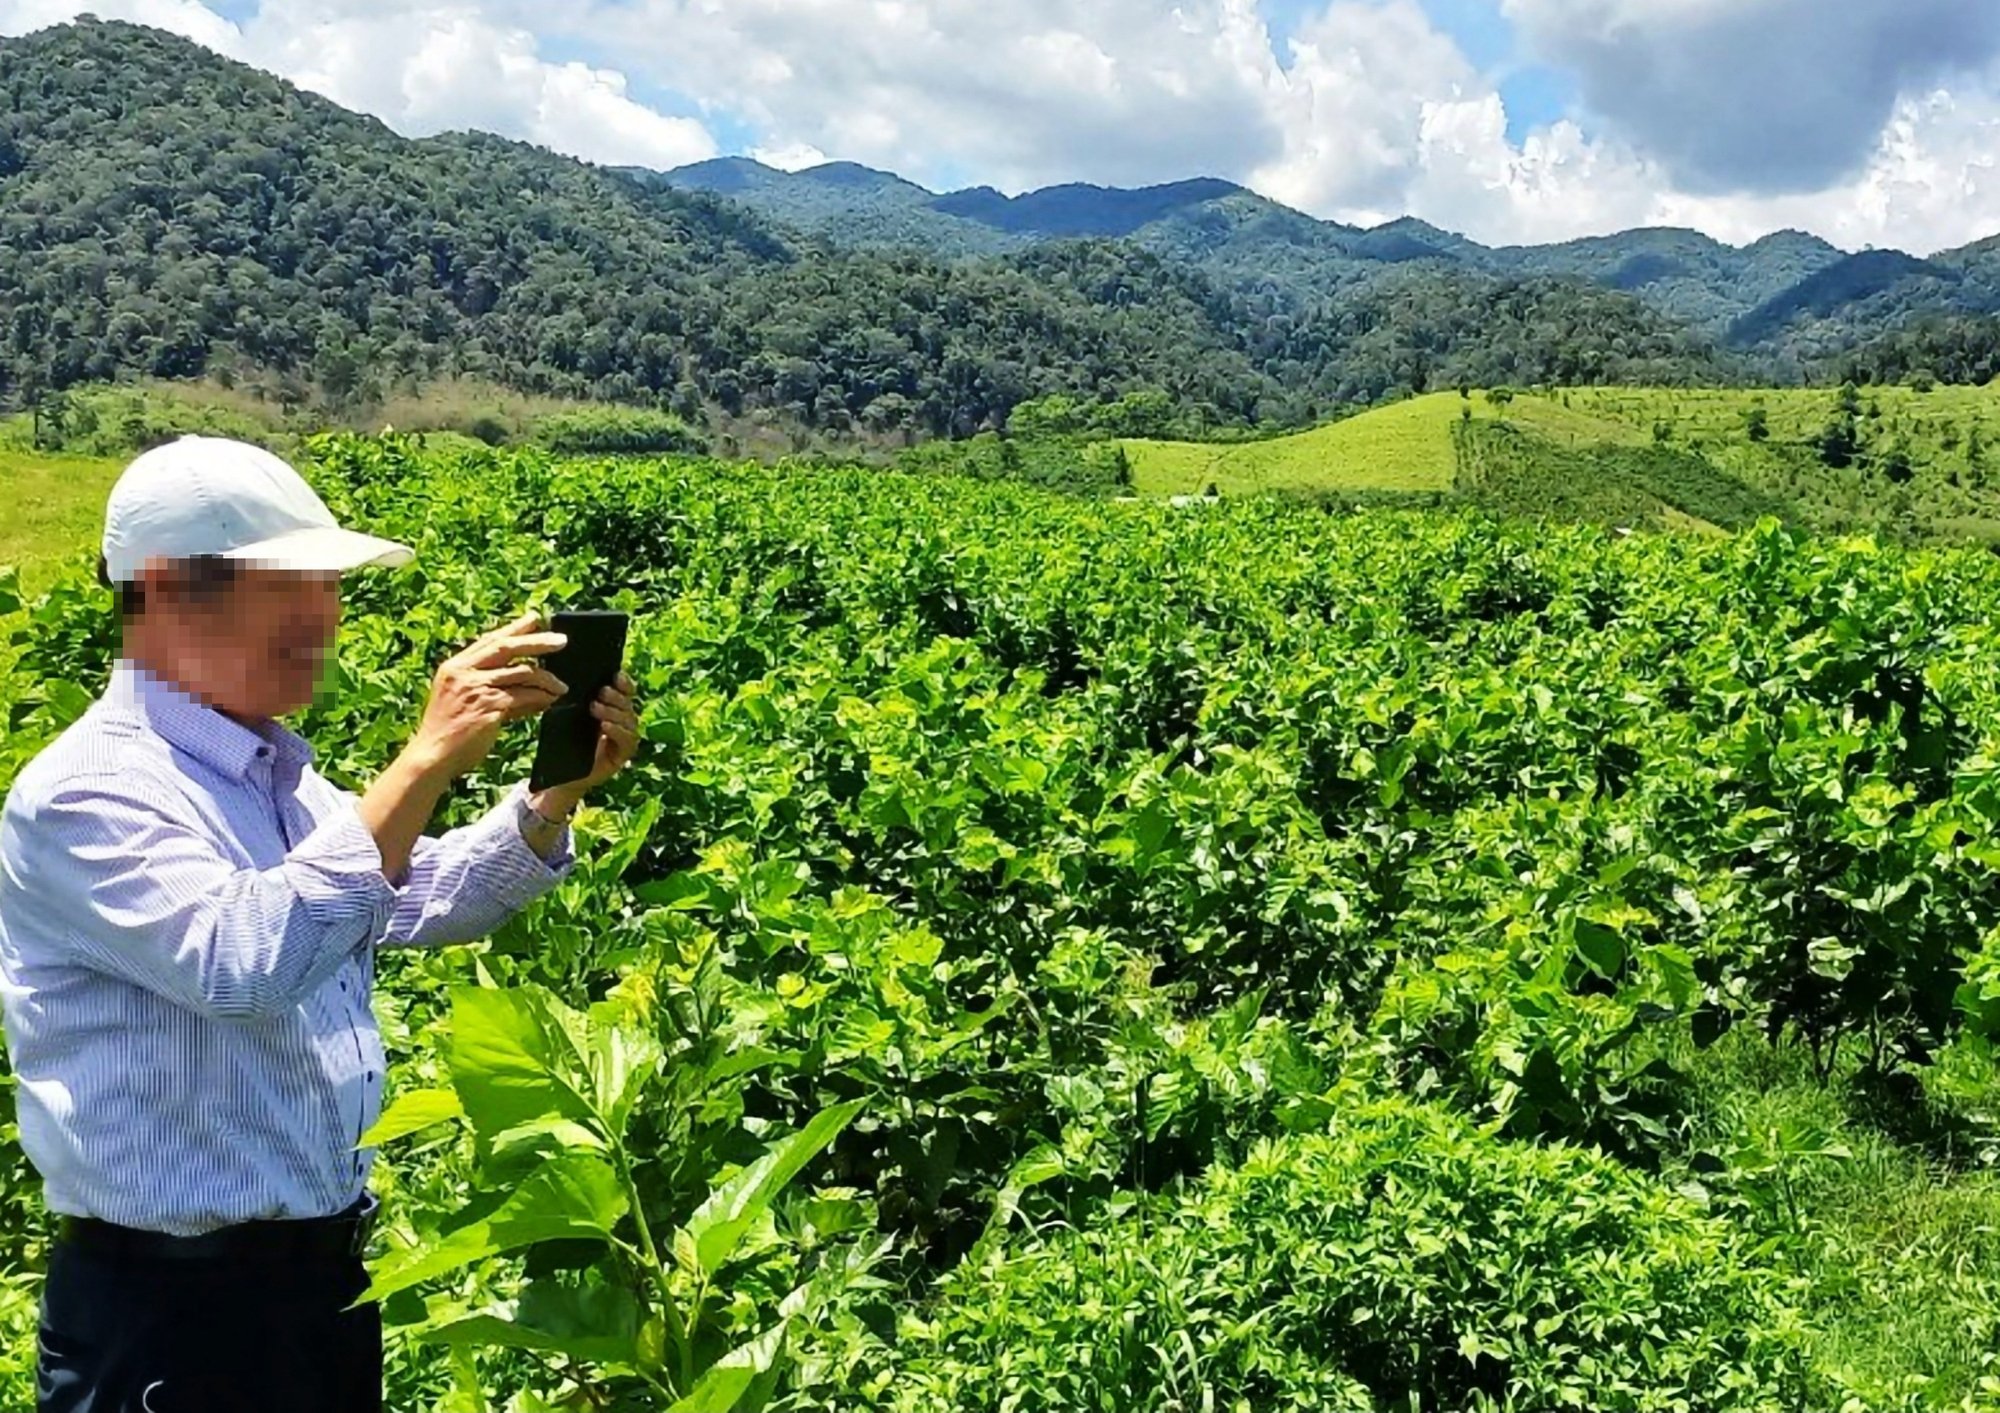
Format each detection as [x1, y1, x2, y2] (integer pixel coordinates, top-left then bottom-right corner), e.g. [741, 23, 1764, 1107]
[36, 1240, 382, 1413]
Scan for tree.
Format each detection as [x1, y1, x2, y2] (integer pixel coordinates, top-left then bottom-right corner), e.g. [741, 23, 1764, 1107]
[30, 387, 71, 450]
[1819, 416, 1859, 470]
[1746, 407, 1770, 442]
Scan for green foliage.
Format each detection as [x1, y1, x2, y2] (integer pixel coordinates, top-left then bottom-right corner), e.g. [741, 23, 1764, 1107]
[1006, 388, 1189, 440]
[896, 433, 1130, 496]
[533, 408, 709, 457]
[362, 980, 877, 1410]
[1843, 316, 2000, 388]
[1821, 416, 1861, 469]
[842, 1093, 1810, 1413]
[1454, 420, 1668, 529]
[0, 384, 283, 457]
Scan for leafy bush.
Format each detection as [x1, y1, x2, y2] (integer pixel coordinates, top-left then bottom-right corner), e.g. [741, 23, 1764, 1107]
[533, 407, 708, 456]
[834, 1094, 1810, 1413]
[0, 385, 282, 457]
[1007, 388, 1201, 440]
[361, 980, 878, 1409]
[897, 433, 1131, 497]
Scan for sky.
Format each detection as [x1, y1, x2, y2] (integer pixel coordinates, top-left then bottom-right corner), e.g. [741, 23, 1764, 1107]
[8, 0, 2000, 255]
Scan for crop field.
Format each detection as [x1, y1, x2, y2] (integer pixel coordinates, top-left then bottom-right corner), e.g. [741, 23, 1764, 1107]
[5, 436, 2000, 1410]
[1124, 384, 2000, 543]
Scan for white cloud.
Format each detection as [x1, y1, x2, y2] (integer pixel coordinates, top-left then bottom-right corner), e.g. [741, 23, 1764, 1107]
[751, 141, 832, 174]
[1653, 78, 2000, 254]
[7, 0, 2000, 255]
[1252, 0, 1483, 220]
[561, 0, 1287, 192]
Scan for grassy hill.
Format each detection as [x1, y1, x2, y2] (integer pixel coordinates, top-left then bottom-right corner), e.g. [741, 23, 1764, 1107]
[1124, 383, 2000, 544]
[1124, 392, 1468, 496]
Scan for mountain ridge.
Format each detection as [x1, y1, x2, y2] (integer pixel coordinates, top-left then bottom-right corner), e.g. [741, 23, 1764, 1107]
[660, 157, 1860, 264]
[656, 157, 2000, 350]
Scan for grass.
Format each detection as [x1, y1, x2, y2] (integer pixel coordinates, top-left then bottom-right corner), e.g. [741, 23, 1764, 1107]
[1124, 391, 1473, 495]
[1678, 1031, 2000, 1407]
[0, 448, 121, 595]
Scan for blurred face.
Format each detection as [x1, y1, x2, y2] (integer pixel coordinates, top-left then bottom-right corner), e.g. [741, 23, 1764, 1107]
[131, 560, 343, 721]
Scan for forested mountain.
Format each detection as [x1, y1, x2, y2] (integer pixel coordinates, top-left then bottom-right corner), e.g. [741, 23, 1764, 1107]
[660, 158, 2000, 367]
[0, 20, 1746, 433]
[3, 21, 1349, 434]
[7, 17, 1985, 444]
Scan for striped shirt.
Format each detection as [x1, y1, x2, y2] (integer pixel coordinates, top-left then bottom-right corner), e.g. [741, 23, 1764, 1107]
[0, 659, 573, 1236]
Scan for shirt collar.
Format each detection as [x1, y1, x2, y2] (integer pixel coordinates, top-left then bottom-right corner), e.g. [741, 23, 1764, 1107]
[105, 659, 316, 782]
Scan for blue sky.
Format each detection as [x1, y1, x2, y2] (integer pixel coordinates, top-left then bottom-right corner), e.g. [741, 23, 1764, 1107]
[6, 0, 2000, 253]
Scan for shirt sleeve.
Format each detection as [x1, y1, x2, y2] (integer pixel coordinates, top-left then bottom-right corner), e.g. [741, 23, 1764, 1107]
[21, 773, 394, 1022]
[380, 781, 574, 950]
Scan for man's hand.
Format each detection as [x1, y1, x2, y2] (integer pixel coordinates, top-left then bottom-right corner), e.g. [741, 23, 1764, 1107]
[528, 672, 641, 821]
[410, 612, 570, 781]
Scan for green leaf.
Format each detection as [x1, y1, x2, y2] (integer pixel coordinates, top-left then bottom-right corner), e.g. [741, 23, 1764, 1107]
[601, 796, 663, 880]
[0, 566, 19, 618]
[420, 1278, 644, 1369]
[488, 1116, 609, 1164]
[1573, 920, 1625, 978]
[825, 1010, 895, 1064]
[361, 1153, 627, 1305]
[634, 870, 716, 910]
[680, 1101, 863, 1277]
[448, 984, 599, 1140]
[582, 1006, 664, 1144]
[1645, 943, 1697, 1012]
[359, 1088, 464, 1148]
[664, 1319, 791, 1413]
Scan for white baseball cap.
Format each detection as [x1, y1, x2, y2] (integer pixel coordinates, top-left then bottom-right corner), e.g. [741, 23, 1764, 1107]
[101, 436, 415, 585]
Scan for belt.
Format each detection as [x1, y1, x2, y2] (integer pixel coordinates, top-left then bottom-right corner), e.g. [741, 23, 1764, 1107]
[54, 1192, 379, 1264]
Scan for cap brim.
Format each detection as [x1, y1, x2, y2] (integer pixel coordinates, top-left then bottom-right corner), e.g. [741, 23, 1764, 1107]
[219, 526, 415, 574]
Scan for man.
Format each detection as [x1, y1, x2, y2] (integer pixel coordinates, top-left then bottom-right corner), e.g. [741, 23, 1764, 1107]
[0, 435, 642, 1413]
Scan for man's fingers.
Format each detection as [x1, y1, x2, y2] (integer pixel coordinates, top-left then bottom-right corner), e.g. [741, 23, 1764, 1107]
[590, 698, 637, 727]
[464, 630, 569, 668]
[500, 690, 563, 722]
[595, 683, 632, 711]
[453, 612, 540, 657]
[485, 664, 569, 697]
